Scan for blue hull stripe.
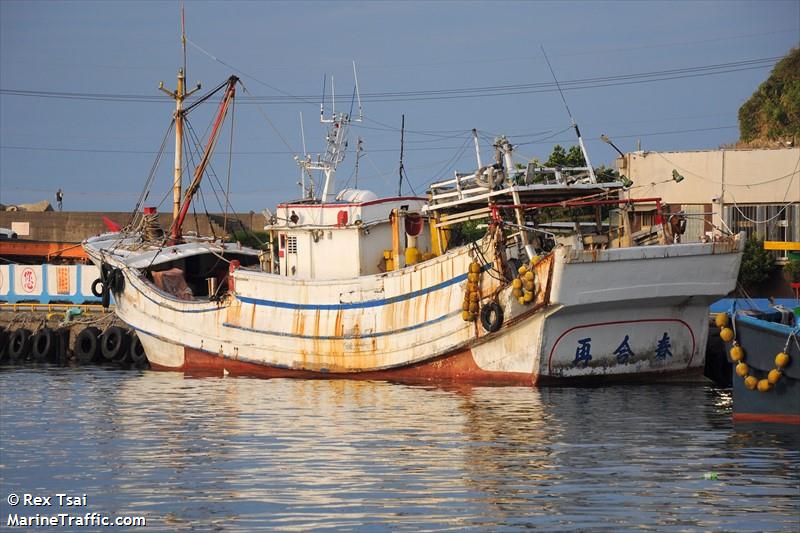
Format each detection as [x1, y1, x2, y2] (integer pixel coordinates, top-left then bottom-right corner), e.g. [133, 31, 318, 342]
[223, 309, 461, 340]
[236, 263, 489, 311]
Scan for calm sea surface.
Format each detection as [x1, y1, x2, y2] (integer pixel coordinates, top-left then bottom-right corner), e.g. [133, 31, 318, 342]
[1, 365, 798, 532]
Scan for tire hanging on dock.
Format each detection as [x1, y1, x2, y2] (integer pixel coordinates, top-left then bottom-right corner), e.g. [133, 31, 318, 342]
[31, 328, 56, 362]
[101, 326, 130, 363]
[8, 328, 32, 362]
[0, 328, 8, 362]
[128, 333, 148, 368]
[74, 327, 102, 364]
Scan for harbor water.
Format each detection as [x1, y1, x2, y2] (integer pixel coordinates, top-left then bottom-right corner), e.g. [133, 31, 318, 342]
[1, 365, 798, 531]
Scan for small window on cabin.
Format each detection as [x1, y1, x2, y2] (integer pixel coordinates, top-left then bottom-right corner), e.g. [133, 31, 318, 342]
[287, 236, 298, 254]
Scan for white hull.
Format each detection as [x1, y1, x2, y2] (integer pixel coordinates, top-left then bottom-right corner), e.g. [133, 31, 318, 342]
[85, 234, 743, 384]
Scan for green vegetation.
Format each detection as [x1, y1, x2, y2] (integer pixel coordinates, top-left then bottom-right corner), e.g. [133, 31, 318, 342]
[738, 48, 799, 144]
[449, 219, 486, 246]
[738, 237, 775, 288]
[528, 144, 619, 183]
[785, 258, 800, 283]
[229, 229, 271, 250]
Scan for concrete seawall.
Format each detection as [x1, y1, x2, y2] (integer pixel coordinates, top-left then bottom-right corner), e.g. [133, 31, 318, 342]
[0, 211, 262, 243]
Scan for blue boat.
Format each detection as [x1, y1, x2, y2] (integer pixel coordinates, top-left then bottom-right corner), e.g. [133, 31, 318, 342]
[718, 304, 799, 424]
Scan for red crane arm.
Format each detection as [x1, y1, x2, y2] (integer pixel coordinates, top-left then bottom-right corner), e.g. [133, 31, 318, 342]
[171, 75, 239, 243]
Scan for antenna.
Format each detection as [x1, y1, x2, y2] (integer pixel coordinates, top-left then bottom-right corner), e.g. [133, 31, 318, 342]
[331, 75, 336, 117]
[352, 60, 363, 121]
[299, 112, 307, 198]
[320, 74, 326, 120]
[398, 115, 406, 196]
[541, 45, 596, 183]
[354, 137, 363, 189]
[472, 128, 482, 168]
[180, 1, 187, 77]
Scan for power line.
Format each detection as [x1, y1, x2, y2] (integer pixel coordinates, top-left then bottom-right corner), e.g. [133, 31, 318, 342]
[0, 125, 740, 157]
[0, 56, 781, 105]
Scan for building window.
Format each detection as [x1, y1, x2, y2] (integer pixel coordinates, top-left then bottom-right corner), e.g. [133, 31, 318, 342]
[287, 236, 298, 254]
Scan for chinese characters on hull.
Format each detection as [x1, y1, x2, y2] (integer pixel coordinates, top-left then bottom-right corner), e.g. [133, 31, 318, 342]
[571, 332, 674, 367]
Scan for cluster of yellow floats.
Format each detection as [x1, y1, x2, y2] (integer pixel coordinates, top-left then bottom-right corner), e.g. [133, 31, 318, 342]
[462, 261, 483, 322]
[512, 264, 536, 305]
[462, 257, 540, 323]
[717, 312, 791, 392]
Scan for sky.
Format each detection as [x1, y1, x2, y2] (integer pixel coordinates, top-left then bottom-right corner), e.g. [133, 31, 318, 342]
[1, 0, 798, 213]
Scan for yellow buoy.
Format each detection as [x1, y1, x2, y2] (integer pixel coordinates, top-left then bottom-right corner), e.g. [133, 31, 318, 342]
[469, 302, 479, 313]
[518, 265, 527, 275]
[744, 376, 758, 390]
[517, 296, 525, 305]
[462, 301, 470, 312]
[757, 379, 771, 392]
[512, 279, 522, 289]
[775, 352, 790, 368]
[729, 344, 744, 362]
[469, 292, 479, 302]
[524, 271, 534, 281]
[532, 255, 541, 265]
[735, 362, 749, 377]
[512, 288, 523, 298]
[523, 291, 534, 303]
[714, 312, 729, 328]
[469, 262, 481, 273]
[461, 311, 471, 321]
[523, 280, 535, 292]
[768, 369, 782, 384]
[467, 282, 478, 293]
[467, 272, 479, 283]
[719, 328, 734, 342]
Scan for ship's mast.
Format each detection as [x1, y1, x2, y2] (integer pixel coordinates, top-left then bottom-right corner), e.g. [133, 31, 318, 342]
[159, 4, 200, 221]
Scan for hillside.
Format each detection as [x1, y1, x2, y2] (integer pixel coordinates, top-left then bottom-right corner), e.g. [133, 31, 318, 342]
[737, 48, 799, 145]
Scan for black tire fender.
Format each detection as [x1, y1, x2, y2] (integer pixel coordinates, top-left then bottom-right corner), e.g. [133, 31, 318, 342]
[0, 328, 8, 362]
[101, 284, 111, 308]
[480, 301, 504, 333]
[91, 278, 104, 298]
[9, 328, 32, 361]
[75, 327, 101, 364]
[110, 269, 125, 293]
[128, 333, 147, 366]
[101, 326, 129, 362]
[31, 328, 55, 362]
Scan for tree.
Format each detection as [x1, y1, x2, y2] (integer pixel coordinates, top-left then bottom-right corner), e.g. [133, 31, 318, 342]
[544, 144, 585, 167]
[738, 237, 775, 288]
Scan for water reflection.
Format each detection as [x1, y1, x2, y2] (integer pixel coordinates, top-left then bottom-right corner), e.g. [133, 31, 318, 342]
[1, 366, 798, 531]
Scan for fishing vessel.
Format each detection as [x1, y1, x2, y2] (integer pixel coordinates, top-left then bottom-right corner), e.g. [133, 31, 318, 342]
[717, 305, 799, 424]
[83, 69, 745, 384]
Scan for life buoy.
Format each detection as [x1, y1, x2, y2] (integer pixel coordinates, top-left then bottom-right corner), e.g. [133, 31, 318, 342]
[75, 327, 101, 364]
[101, 326, 129, 362]
[480, 301, 504, 333]
[8, 328, 32, 361]
[31, 328, 56, 362]
[128, 333, 147, 367]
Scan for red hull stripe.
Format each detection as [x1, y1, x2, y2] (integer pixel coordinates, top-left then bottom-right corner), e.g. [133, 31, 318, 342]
[733, 413, 800, 425]
[147, 346, 535, 385]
